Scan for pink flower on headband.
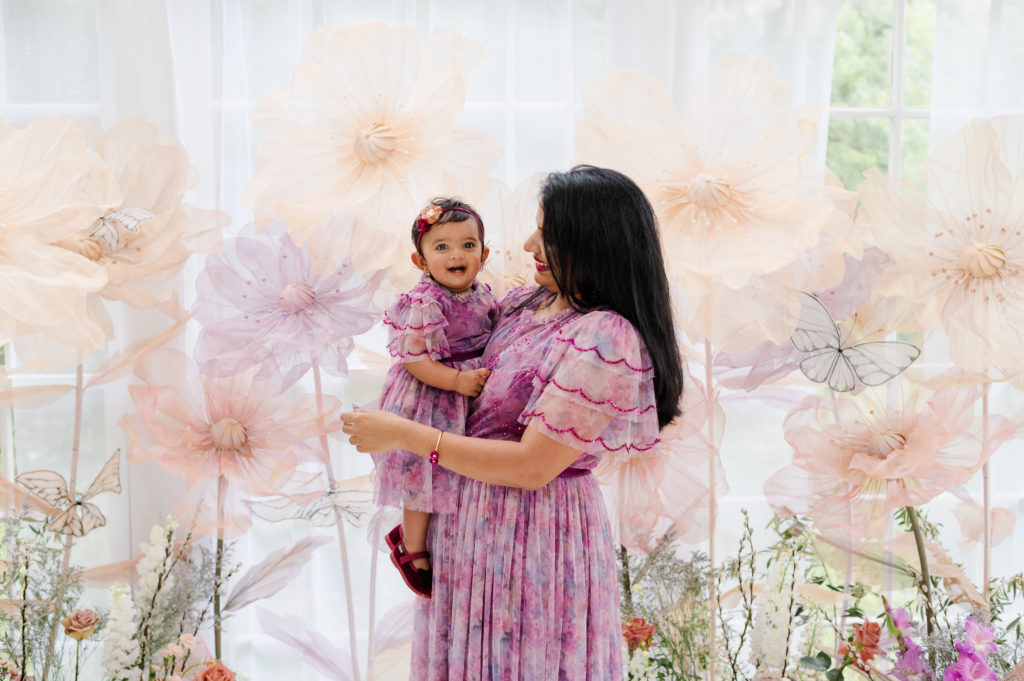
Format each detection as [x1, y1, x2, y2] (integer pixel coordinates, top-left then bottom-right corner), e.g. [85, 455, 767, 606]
[416, 204, 444, 241]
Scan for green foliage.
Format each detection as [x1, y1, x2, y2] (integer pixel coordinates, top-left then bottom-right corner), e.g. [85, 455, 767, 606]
[0, 512, 87, 679]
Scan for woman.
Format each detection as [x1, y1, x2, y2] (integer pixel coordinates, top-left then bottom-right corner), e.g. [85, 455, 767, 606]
[341, 165, 683, 680]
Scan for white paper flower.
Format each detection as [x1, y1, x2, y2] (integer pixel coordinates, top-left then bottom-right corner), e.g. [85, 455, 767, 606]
[861, 115, 1024, 377]
[244, 21, 501, 278]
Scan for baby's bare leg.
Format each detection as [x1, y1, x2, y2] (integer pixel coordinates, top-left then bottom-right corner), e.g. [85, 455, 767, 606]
[403, 507, 432, 571]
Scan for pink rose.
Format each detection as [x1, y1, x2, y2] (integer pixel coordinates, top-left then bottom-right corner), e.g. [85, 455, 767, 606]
[61, 609, 99, 641]
[193, 661, 237, 681]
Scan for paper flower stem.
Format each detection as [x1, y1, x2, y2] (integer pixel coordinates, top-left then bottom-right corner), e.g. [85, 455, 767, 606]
[74, 639, 81, 681]
[312, 360, 360, 680]
[704, 339, 718, 681]
[907, 506, 936, 636]
[215, 475, 225, 660]
[982, 384, 991, 607]
[366, 535, 379, 681]
[42, 362, 83, 681]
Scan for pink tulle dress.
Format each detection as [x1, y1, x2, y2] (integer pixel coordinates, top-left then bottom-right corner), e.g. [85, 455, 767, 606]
[372, 275, 499, 513]
[412, 286, 661, 681]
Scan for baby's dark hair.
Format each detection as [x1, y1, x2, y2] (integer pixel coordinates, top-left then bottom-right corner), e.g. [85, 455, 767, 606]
[411, 197, 485, 255]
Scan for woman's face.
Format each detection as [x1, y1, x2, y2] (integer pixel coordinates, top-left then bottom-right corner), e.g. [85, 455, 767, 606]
[524, 206, 558, 292]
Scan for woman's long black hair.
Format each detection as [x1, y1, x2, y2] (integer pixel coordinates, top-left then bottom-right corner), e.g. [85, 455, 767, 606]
[538, 165, 683, 429]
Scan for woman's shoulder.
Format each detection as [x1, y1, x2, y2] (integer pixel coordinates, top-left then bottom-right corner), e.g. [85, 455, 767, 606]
[554, 310, 652, 374]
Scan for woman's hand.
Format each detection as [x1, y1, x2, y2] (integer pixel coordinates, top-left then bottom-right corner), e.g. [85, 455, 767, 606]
[339, 409, 416, 453]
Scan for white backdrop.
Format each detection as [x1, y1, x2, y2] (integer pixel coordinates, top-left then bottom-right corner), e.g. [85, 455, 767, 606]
[3, 1, 1024, 680]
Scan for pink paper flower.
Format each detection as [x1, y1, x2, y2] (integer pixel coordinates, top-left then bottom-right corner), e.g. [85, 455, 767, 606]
[595, 361, 727, 551]
[861, 115, 1024, 377]
[119, 348, 335, 532]
[765, 383, 1015, 536]
[244, 21, 500, 277]
[193, 222, 382, 377]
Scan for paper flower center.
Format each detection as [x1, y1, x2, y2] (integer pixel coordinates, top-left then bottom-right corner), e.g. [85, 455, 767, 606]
[63, 235, 105, 261]
[957, 242, 1006, 279]
[211, 418, 248, 450]
[687, 173, 732, 211]
[354, 122, 397, 164]
[867, 431, 906, 459]
[279, 282, 316, 313]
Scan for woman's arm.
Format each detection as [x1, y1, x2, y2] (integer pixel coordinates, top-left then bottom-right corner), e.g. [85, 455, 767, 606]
[404, 358, 490, 397]
[340, 409, 581, 490]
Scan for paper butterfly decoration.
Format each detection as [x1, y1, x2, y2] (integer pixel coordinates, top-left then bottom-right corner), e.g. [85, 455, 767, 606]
[790, 292, 920, 392]
[88, 206, 155, 251]
[16, 449, 122, 536]
[252, 489, 375, 528]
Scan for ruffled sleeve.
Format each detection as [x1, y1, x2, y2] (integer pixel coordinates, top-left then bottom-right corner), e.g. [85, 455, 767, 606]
[383, 287, 450, 362]
[519, 311, 661, 456]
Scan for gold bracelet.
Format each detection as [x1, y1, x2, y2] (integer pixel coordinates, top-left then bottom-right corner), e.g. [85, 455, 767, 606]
[429, 430, 444, 465]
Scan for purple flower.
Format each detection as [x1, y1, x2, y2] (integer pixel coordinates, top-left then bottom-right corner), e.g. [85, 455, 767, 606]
[958, 618, 997, 658]
[893, 638, 932, 681]
[953, 656, 997, 681]
[193, 222, 383, 377]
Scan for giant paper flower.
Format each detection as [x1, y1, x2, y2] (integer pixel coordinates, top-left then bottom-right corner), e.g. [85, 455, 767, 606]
[119, 348, 337, 532]
[861, 115, 1024, 377]
[57, 119, 227, 309]
[244, 21, 501, 278]
[765, 383, 1015, 537]
[577, 55, 858, 352]
[0, 116, 120, 351]
[475, 174, 544, 297]
[595, 360, 727, 551]
[193, 222, 383, 377]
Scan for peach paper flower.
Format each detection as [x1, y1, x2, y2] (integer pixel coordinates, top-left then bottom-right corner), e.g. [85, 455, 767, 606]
[765, 382, 1015, 537]
[244, 20, 501, 279]
[0, 116, 119, 354]
[860, 115, 1024, 377]
[119, 348, 335, 532]
[577, 54, 858, 352]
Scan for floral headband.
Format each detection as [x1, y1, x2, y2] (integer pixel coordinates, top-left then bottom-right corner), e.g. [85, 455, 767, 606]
[416, 204, 483, 247]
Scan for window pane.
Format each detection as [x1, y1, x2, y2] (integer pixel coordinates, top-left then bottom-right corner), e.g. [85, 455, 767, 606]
[4, 0, 99, 104]
[901, 118, 930, 185]
[904, 0, 935, 107]
[830, 0, 892, 108]
[826, 117, 890, 191]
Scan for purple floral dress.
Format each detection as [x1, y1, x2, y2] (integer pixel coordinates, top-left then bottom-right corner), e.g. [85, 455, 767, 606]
[372, 275, 499, 513]
[411, 286, 661, 681]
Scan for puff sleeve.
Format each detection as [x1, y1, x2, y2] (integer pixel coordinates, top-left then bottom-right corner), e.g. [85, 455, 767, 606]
[383, 289, 450, 362]
[519, 311, 661, 456]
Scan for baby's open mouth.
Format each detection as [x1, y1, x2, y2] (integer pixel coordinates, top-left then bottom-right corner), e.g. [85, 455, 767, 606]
[448, 266, 466, 274]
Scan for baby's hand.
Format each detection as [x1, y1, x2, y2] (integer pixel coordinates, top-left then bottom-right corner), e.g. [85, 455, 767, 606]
[454, 368, 491, 396]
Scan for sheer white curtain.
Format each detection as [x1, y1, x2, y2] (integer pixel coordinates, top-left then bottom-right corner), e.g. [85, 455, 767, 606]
[0, 1, 842, 679]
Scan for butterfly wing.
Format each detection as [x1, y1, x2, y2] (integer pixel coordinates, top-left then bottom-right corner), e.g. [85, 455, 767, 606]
[330, 489, 375, 527]
[252, 496, 336, 527]
[80, 449, 122, 502]
[106, 206, 155, 234]
[15, 469, 71, 508]
[49, 505, 81, 536]
[76, 501, 108, 536]
[798, 349, 858, 392]
[791, 292, 842, 353]
[88, 216, 121, 251]
[843, 342, 921, 386]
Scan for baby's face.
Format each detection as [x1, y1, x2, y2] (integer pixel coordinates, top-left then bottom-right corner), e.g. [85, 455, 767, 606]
[416, 218, 488, 293]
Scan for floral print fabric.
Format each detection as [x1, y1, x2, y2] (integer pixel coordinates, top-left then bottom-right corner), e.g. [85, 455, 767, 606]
[372, 275, 498, 513]
[411, 286, 660, 680]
